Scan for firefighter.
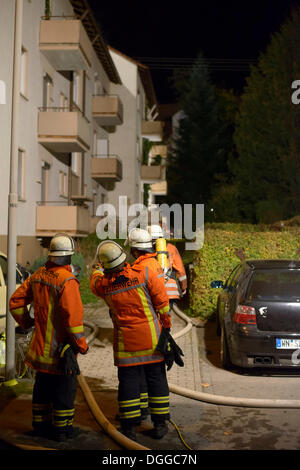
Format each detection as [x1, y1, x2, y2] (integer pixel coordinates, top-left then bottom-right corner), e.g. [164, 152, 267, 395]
[148, 224, 187, 309]
[124, 228, 167, 420]
[9, 233, 88, 442]
[125, 227, 165, 279]
[90, 240, 172, 441]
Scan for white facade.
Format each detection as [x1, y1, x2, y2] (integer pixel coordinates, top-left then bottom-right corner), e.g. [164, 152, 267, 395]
[0, 0, 124, 264]
[107, 48, 146, 211]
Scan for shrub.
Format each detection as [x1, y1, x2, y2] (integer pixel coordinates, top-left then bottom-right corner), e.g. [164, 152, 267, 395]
[190, 227, 300, 320]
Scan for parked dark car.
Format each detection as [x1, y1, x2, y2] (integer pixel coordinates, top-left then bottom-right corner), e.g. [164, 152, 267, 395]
[211, 260, 300, 369]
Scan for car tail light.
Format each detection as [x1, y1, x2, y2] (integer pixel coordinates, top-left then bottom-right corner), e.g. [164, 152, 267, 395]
[234, 305, 256, 325]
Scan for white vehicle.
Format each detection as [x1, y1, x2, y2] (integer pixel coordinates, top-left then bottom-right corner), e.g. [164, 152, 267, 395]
[0, 252, 26, 333]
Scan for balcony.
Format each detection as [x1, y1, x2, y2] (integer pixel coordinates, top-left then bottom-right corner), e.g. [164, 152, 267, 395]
[39, 18, 93, 70]
[150, 180, 168, 196]
[91, 155, 122, 183]
[38, 107, 90, 154]
[141, 164, 165, 182]
[92, 95, 123, 127]
[142, 120, 164, 141]
[36, 203, 90, 237]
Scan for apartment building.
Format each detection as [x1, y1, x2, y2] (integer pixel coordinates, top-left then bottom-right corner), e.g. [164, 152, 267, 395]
[0, 0, 167, 268]
[0, 0, 124, 266]
[107, 47, 166, 212]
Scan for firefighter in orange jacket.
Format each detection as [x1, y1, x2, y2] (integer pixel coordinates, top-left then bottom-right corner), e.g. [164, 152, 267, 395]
[149, 225, 187, 309]
[90, 240, 171, 441]
[9, 233, 88, 442]
[124, 228, 168, 421]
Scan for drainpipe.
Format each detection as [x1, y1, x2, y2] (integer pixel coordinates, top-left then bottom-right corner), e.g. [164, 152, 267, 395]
[6, 0, 23, 381]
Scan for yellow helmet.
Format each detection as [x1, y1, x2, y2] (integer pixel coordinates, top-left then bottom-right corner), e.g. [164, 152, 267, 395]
[48, 233, 75, 257]
[97, 241, 126, 271]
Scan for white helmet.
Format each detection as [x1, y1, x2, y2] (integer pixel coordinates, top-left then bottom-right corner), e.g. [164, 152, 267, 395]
[49, 233, 75, 257]
[97, 241, 126, 271]
[125, 228, 153, 250]
[148, 224, 163, 240]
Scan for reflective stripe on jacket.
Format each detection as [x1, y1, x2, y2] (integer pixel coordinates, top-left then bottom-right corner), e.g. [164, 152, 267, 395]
[165, 243, 187, 300]
[132, 253, 169, 324]
[90, 262, 171, 367]
[9, 261, 88, 374]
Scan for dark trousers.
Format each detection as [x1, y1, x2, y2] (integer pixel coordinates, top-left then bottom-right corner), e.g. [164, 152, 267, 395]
[118, 361, 170, 428]
[32, 372, 77, 436]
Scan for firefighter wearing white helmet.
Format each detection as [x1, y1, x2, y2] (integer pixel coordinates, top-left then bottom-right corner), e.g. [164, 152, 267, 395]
[96, 240, 127, 272]
[90, 239, 172, 441]
[125, 228, 154, 252]
[9, 232, 88, 441]
[148, 225, 187, 307]
[48, 232, 75, 263]
[124, 228, 168, 422]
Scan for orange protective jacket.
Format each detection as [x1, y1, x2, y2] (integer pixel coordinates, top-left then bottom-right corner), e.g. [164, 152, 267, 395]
[9, 261, 88, 374]
[132, 253, 165, 281]
[90, 262, 171, 367]
[164, 243, 187, 300]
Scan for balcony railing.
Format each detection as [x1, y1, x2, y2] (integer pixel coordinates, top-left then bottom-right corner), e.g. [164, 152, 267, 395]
[38, 106, 90, 154]
[142, 120, 164, 141]
[141, 164, 165, 182]
[92, 94, 124, 127]
[36, 202, 90, 237]
[91, 155, 123, 183]
[39, 17, 93, 70]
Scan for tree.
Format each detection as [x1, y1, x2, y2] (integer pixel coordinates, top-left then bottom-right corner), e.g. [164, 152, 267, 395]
[233, 8, 300, 223]
[167, 54, 226, 210]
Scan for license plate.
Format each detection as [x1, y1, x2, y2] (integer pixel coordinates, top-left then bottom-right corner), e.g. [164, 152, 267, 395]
[276, 338, 300, 349]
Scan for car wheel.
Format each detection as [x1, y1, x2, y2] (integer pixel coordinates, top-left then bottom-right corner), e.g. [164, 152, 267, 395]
[220, 326, 232, 370]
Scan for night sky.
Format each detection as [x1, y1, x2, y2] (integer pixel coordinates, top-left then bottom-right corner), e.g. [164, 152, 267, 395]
[88, 0, 299, 103]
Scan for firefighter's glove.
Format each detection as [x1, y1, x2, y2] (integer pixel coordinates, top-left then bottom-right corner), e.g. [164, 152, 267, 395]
[168, 334, 184, 367]
[156, 328, 184, 370]
[58, 344, 80, 376]
[92, 263, 104, 278]
[156, 328, 174, 370]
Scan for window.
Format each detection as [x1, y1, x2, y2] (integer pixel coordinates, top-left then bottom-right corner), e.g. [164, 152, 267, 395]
[137, 91, 141, 111]
[20, 46, 28, 97]
[72, 71, 80, 108]
[59, 171, 68, 198]
[247, 269, 300, 302]
[41, 161, 50, 203]
[96, 139, 108, 156]
[18, 149, 26, 201]
[94, 77, 103, 95]
[60, 92, 68, 110]
[0, 256, 8, 285]
[43, 73, 53, 108]
[71, 153, 81, 176]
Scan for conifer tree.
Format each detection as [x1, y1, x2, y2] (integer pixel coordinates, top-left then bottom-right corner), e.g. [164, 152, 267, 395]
[233, 8, 300, 223]
[167, 54, 225, 208]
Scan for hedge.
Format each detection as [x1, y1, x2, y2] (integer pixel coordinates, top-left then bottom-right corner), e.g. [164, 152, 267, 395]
[190, 227, 300, 320]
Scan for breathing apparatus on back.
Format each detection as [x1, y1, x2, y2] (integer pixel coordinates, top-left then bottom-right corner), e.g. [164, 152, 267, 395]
[148, 225, 171, 279]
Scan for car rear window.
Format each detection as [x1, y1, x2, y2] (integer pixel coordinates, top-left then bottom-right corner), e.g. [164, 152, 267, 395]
[246, 269, 300, 302]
